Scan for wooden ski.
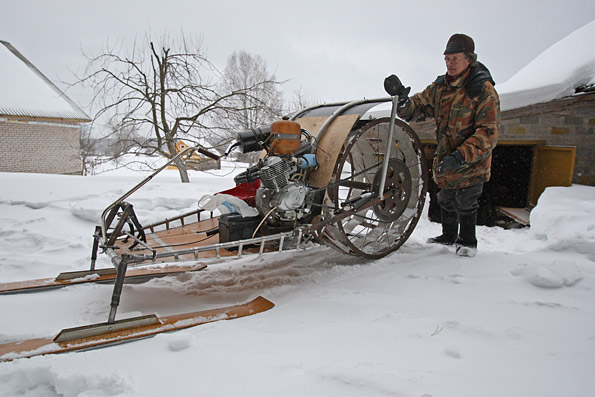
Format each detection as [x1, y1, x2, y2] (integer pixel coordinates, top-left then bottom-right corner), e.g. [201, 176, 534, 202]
[0, 263, 207, 294]
[0, 296, 274, 362]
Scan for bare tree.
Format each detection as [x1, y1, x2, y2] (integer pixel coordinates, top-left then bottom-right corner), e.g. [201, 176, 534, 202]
[79, 124, 97, 176]
[217, 51, 284, 138]
[287, 87, 315, 115]
[76, 34, 277, 182]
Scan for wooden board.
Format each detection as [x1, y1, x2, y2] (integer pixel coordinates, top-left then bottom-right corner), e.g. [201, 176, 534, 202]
[528, 145, 576, 207]
[112, 215, 280, 263]
[497, 207, 531, 226]
[113, 217, 221, 259]
[297, 115, 360, 188]
[147, 217, 218, 238]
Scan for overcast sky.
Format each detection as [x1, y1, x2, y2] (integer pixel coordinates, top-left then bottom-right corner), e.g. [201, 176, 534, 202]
[2, 0, 595, 110]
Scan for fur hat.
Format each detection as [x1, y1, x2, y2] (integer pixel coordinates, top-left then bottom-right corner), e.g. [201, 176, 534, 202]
[444, 34, 475, 55]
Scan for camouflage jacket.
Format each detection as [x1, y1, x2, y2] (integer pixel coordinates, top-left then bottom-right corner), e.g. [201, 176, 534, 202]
[398, 62, 500, 189]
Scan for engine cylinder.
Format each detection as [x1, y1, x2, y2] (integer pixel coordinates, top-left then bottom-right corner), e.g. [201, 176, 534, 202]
[259, 156, 295, 190]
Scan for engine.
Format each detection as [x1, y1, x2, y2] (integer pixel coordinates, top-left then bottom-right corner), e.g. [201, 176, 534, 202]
[233, 118, 319, 226]
[256, 156, 309, 221]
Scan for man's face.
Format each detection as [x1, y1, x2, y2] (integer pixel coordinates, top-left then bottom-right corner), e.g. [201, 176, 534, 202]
[444, 53, 470, 77]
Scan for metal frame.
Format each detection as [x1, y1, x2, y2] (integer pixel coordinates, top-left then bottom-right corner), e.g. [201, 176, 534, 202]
[97, 97, 417, 324]
[94, 147, 220, 324]
[290, 96, 393, 154]
[100, 147, 216, 245]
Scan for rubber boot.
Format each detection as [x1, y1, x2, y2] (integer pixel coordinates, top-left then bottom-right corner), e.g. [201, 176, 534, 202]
[427, 209, 458, 246]
[456, 211, 478, 257]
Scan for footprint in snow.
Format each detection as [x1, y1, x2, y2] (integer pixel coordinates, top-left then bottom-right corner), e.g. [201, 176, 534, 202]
[166, 333, 193, 352]
[443, 346, 461, 358]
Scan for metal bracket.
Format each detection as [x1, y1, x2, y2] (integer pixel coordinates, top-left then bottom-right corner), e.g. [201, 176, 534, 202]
[54, 314, 160, 343]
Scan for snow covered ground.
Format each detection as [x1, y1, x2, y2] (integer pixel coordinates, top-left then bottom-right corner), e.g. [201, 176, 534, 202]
[0, 161, 594, 396]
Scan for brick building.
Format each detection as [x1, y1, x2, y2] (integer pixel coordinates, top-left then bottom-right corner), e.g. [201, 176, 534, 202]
[0, 41, 90, 175]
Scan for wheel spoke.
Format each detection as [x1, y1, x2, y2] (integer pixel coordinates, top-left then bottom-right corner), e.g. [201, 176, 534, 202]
[326, 118, 428, 259]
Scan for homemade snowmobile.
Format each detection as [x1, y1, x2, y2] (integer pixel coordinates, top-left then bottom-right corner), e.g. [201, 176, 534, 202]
[0, 96, 428, 361]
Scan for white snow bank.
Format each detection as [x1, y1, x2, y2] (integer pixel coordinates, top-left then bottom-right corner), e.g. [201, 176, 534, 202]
[530, 184, 595, 259]
[498, 18, 595, 110]
[511, 260, 584, 289]
[0, 366, 133, 396]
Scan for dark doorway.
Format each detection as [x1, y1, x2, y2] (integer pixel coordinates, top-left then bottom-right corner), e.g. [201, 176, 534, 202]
[427, 145, 534, 226]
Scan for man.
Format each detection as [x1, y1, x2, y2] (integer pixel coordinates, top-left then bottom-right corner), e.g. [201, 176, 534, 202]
[384, 33, 500, 257]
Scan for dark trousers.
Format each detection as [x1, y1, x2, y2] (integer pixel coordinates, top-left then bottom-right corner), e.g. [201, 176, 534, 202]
[437, 183, 484, 216]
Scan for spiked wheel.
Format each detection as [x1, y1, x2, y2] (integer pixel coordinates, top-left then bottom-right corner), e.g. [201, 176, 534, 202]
[324, 117, 428, 259]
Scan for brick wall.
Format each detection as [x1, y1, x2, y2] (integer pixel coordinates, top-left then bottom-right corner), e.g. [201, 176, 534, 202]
[410, 92, 595, 186]
[500, 94, 595, 185]
[0, 118, 83, 175]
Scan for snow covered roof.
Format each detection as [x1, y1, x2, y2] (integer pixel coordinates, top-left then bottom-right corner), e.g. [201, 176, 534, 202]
[0, 40, 90, 121]
[498, 18, 595, 111]
[363, 19, 595, 119]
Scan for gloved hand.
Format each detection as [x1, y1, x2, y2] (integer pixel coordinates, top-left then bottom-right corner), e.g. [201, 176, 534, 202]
[384, 74, 411, 106]
[436, 150, 465, 174]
